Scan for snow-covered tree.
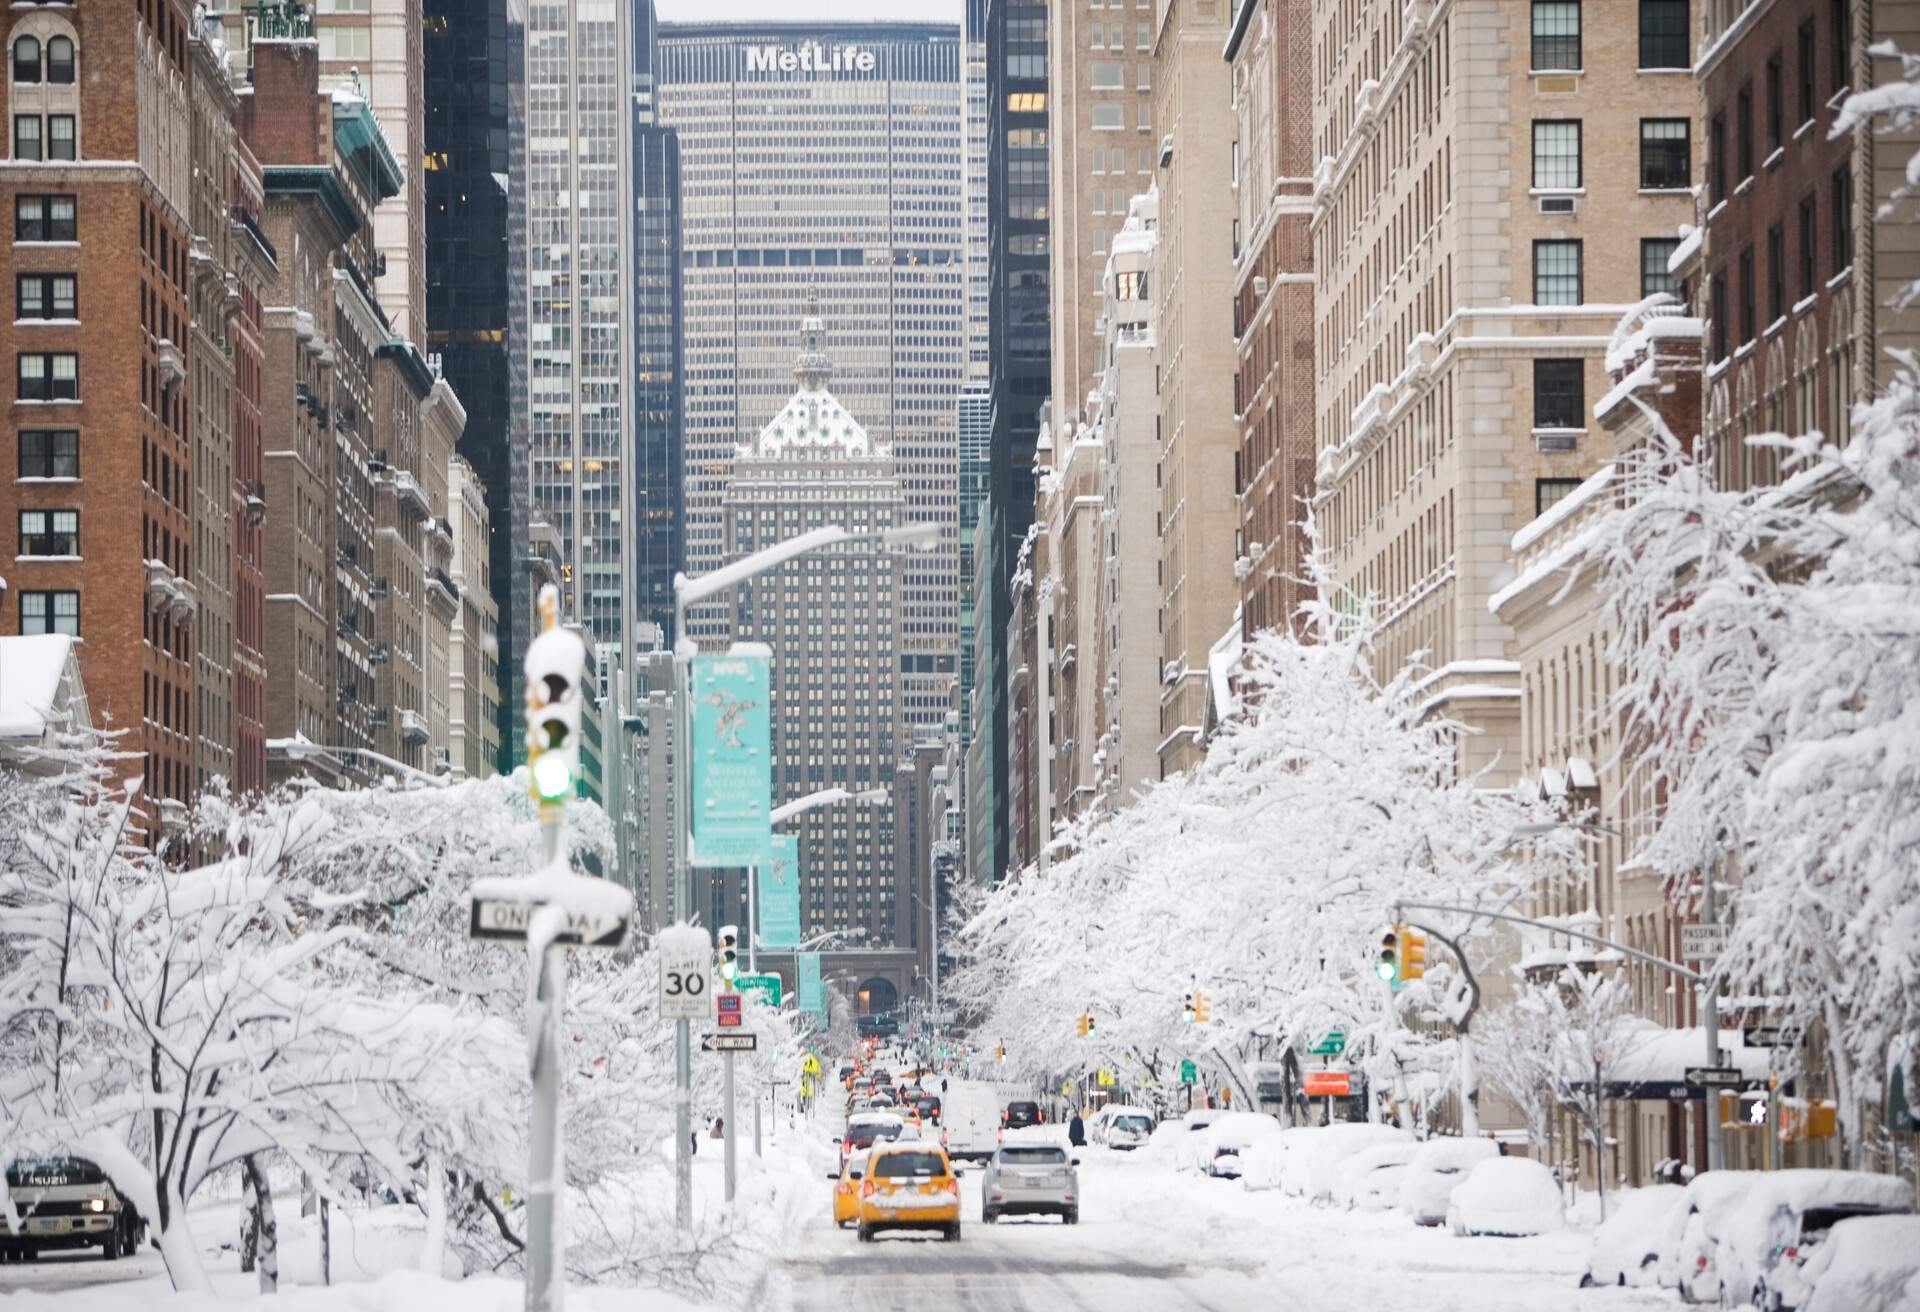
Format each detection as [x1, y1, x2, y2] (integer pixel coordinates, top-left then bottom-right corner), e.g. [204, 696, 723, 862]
[1595, 63, 1920, 1167]
[947, 602, 1575, 1130]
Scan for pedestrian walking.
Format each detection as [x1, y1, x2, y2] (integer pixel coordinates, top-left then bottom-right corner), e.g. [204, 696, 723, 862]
[1068, 1110, 1086, 1148]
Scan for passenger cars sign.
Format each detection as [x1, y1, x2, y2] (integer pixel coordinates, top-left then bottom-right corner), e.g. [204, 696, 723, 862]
[1303, 1070, 1352, 1098]
[690, 651, 771, 868]
[760, 834, 802, 949]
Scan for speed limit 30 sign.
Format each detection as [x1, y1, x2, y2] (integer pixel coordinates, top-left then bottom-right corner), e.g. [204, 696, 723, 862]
[657, 925, 714, 1022]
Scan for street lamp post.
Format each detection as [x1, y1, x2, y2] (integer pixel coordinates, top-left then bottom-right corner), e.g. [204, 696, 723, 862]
[669, 521, 937, 1229]
[750, 785, 889, 973]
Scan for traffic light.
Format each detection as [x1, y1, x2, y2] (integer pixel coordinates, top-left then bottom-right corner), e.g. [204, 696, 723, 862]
[1400, 928, 1427, 982]
[1086, 1009, 1097, 1037]
[523, 585, 586, 807]
[995, 1044, 1006, 1062]
[1182, 991, 1195, 1023]
[1077, 1012, 1091, 1038]
[1376, 928, 1400, 983]
[716, 924, 739, 988]
[1193, 991, 1212, 1024]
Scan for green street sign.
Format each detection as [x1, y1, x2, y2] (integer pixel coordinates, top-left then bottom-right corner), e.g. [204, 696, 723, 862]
[736, 973, 782, 1007]
[1179, 1059, 1197, 1086]
[1310, 1030, 1346, 1056]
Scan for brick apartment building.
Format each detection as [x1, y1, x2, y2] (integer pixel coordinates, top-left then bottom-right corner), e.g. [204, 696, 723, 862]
[2, 4, 494, 827]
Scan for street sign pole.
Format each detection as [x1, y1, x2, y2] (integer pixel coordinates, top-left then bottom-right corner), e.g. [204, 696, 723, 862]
[526, 817, 563, 1312]
[723, 1049, 737, 1204]
[1702, 857, 1725, 1173]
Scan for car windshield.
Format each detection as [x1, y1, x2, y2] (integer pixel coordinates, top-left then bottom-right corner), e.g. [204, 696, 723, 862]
[999, 1147, 1067, 1166]
[1114, 1116, 1151, 1132]
[5, 1159, 104, 1187]
[848, 1122, 902, 1145]
[873, 1152, 945, 1179]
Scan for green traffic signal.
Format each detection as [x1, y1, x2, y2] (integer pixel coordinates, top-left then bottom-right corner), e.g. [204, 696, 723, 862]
[530, 751, 574, 802]
[1376, 929, 1399, 982]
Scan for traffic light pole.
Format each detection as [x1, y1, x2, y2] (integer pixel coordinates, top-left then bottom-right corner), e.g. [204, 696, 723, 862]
[723, 1050, 738, 1203]
[526, 819, 565, 1312]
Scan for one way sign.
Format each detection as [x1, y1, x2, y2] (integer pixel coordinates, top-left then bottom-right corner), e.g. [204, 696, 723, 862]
[468, 897, 629, 949]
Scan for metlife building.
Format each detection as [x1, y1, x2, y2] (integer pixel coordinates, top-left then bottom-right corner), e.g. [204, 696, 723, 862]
[656, 22, 965, 750]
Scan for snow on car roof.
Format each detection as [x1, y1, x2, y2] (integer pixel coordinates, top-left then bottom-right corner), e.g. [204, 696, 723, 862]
[848, 1111, 903, 1126]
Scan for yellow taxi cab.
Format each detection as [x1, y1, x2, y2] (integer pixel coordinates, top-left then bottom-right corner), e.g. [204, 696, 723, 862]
[832, 1149, 870, 1228]
[856, 1143, 961, 1243]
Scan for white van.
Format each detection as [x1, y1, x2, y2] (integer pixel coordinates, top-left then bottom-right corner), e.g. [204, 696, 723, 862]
[943, 1081, 1002, 1163]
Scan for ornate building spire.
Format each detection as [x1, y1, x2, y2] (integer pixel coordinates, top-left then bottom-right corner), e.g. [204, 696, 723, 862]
[793, 291, 832, 392]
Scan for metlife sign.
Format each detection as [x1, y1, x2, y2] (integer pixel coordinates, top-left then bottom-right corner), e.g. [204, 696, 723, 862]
[744, 43, 877, 76]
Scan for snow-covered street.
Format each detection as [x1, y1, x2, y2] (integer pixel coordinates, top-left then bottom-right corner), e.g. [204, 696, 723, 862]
[773, 1146, 1667, 1312]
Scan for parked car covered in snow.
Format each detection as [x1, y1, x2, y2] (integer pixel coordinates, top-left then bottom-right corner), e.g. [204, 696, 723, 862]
[1192, 1112, 1283, 1179]
[1794, 1215, 1920, 1312]
[1720, 1170, 1913, 1310]
[1580, 1184, 1687, 1288]
[1238, 1125, 1322, 1192]
[1446, 1157, 1563, 1238]
[1675, 1170, 1764, 1304]
[1089, 1105, 1154, 1150]
[1335, 1141, 1420, 1211]
[1291, 1122, 1413, 1203]
[1399, 1137, 1501, 1226]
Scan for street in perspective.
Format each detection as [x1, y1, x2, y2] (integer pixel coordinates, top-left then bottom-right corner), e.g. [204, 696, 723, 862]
[3, 0, 1920, 1309]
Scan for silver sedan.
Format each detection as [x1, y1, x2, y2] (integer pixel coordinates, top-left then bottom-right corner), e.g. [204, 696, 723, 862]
[980, 1144, 1080, 1225]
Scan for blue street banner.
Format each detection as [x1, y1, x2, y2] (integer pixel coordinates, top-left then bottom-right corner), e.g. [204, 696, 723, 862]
[761, 834, 802, 949]
[798, 952, 826, 1021]
[690, 648, 772, 868]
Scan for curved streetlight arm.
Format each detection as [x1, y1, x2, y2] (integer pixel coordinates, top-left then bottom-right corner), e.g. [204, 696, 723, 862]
[1393, 900, 1704, 984]
[674, 522, 939, 613]
[770, 786, 890, 826]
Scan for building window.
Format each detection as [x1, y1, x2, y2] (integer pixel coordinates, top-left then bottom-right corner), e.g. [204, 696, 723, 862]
[20, 589, 78, 636]
[1831, 164, 1851, 273]
[1531, 1, 1580, 70]
[1767, 223, 1786, 324]
[1642, 238, 1681, 296]
[1829, 0, 1849, 95]
[1640, 118, 1689, 189]
[1765, 52, 1783, 154]
[14, 113, 41, 160]
[1533, 240, 1582, 305]
[17, 428, 77, 478]
[12, 34, 39, 82]
[1532, 120, 1581, 189]
[1137, 61, 1151, 90]
[14, 194, 74, 242]
[47, 114, 72, 160]
[1739, 246, 1756, 344]
[1709, 112, 1726, 203]
[45, 35, 71, 83]
[1736, 81, 1753, 180]
[18, 508, 77, 556]
[1091, 104, 1123, 131]
[1536, 477, 1585, 515]
[1711, 271, 1729, 361]
[1091, 60, 1123, 89]
[1638, 0, 1688, 69]
[17, 352, 77, 401]
[1797, 20, 1817, 127]
[1533, 359, 1586, 429]
[1798, 192, 1817, 299]
[17, 272, 75, 319]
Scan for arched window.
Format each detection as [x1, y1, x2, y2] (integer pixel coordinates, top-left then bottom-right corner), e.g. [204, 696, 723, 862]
[12, 35, 41, 84]
[45, 36, 72, 85]
[1828, 288, 1855, 446]
[1704, 380, 1730, 487]
[1732, 363, 1758, 492]
[1793, 321, 1820, 440]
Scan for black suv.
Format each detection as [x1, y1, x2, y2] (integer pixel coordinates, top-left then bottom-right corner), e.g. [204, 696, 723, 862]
[1003, 1100, 1044, 1129]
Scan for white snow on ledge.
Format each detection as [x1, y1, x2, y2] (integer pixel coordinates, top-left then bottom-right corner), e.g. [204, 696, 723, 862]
[1410, 658, 1520, 695]
[1512, 464, 1614, 553]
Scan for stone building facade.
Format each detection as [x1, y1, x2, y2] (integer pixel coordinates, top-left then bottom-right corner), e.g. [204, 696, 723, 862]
[1311, 0, 1698, 782]
[1151, 0, 1239, 779]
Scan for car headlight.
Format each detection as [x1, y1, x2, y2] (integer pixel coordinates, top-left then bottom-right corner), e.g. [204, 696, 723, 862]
[87, 1198, 107, 1213]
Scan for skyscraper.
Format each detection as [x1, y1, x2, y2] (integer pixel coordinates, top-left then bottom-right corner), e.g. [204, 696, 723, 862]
[722, 309, 902, 943]
[510, 0, 640, 647]
[656, 21, 964, 746]
[629, 0, 683, 644]
[976, 0, 1051, 882]
[426, 0, 523, 770]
